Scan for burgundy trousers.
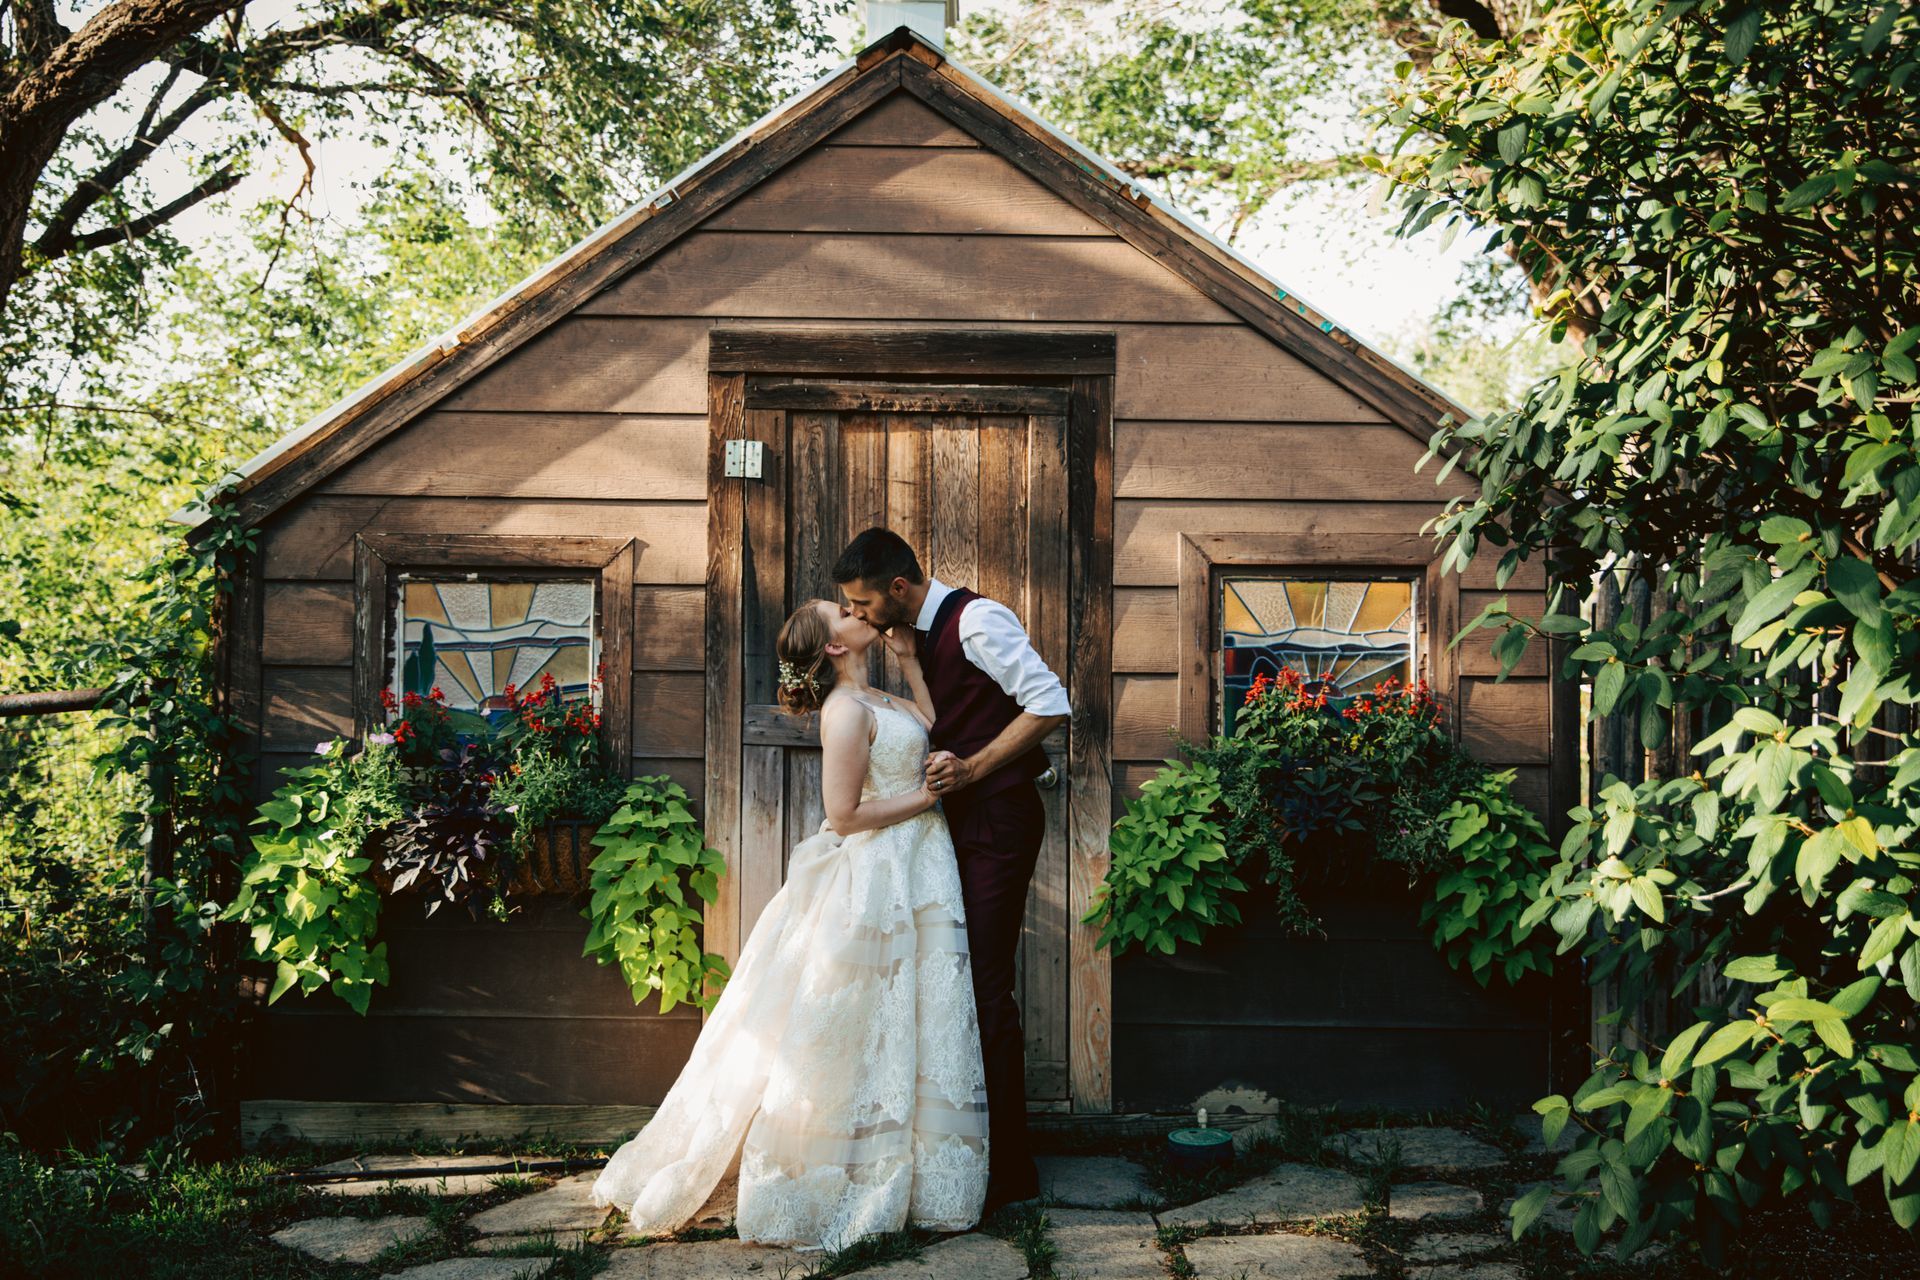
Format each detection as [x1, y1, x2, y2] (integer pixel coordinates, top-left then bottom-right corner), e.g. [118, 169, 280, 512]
[942, 778, 1046, 1204]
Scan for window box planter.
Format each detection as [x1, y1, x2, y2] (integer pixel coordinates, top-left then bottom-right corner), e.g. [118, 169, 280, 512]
[364, 819, 601, 898]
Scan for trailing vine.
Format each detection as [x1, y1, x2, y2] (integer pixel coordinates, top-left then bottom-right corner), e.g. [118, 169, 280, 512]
[1084, 667, 1557, 986]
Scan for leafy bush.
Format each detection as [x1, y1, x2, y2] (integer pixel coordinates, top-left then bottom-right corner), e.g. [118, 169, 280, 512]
[1381, 0, 1920, 1253]
[1087, 667, 1554, 979]
[1420, 769, 1561, 987]
[219, 740, 389, 1014]
[1082, 760, 1242, 955]
[581, 774, 730, 1012]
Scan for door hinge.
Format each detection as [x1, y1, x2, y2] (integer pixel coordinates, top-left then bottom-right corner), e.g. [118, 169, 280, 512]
[723, 439, 764, 479]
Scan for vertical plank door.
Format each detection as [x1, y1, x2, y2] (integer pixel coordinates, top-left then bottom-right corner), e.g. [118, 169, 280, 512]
[711, 379, 1074, 1104]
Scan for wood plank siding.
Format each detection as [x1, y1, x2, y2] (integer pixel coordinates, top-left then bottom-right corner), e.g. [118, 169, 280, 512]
[240, 89, 1560, 1113]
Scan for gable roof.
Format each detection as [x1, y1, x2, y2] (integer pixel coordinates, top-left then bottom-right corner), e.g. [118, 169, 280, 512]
[172, 27, 1475, 534]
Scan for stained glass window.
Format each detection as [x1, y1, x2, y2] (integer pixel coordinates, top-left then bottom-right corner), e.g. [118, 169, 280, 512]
[1219, 576, 1417, 734]
[393, 577, 598, 734]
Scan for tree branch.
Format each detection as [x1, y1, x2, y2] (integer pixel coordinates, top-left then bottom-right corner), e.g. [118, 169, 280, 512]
[33, 75, 219, 257]
[48, 161, 242, 257]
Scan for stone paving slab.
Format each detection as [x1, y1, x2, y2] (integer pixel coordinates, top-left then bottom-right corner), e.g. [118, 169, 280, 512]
[1332, 1127, 1506, 1173]
[854, 1232, 1030, 1279]
[467, 1229, 595, 1254]
[466, 1172, 612, 1236]
[596, 1238, 812, 1278]
[1413, 1264, 1524, 1280]
[1036, 1155, 1157, 1209]
[319, 1173, 509, 1197]
[1499, 1181, 1577, 1234]
[1389, 1181, 1483, 1222]
[1181, 1232, 1369, 1279]
[379, 1260, 550, 1280]
[1404, 1232, 1504, 1264]
[310, 1154, 544, 1174]
[1156, 1163, 1364, 1228]
[1228, 1118, 1282, 1154]
[1512, 1112, 1576, 1157]
[1046, 1208, 1161, 1279]
[269, 1215, 435, 1265]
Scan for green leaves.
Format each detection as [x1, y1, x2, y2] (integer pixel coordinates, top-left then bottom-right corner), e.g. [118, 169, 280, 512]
[1723, 6, 1763, 64]
[1085, 760, 1241, 957]
[1731, 565, 1817, 645]
[581, 776, 729, 1014]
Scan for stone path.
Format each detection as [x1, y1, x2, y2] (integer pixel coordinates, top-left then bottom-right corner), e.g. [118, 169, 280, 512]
[262, 1118, 1666, 1278]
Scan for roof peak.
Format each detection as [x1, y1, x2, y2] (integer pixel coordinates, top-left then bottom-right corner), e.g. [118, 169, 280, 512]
[173, 31, 1469, 532]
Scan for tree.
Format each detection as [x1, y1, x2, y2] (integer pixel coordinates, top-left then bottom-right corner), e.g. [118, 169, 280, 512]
[1383, 0, 1920, 1256]
[0, 0, 830, 334]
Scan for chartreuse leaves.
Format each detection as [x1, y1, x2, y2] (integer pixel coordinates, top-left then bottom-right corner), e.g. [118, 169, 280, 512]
[582, 775, 730, 1014]
[220, 742, 391, 1015]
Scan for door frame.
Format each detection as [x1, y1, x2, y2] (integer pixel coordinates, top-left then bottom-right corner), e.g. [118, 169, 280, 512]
[703, 327, 1116, 1113]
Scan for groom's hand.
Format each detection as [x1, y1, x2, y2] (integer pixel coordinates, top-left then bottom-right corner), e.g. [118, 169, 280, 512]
[926, 750, 975, 794]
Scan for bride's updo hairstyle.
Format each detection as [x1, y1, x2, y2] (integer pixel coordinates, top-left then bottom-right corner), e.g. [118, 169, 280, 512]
[775, 600, 834, 716]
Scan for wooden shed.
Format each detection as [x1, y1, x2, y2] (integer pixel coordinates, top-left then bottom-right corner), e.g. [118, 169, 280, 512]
[182, 27, 1576, 1146]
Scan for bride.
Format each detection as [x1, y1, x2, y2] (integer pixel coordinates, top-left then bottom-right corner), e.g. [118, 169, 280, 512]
[591, 598, 990, 1251]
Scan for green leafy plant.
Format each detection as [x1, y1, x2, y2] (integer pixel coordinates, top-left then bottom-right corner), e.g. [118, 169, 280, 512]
[581, 775, 731, 1012]
[491, 670, 627, 858]
[1420, 769, 1561, 987]
[1089, 665, 1560, 984]
[219, 740, 390, 1014]
[1082, 759, 1243, 955]
[1380, 0, 1920, 1254]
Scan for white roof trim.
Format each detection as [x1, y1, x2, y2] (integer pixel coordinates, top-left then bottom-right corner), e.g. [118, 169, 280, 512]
[174, 31, 1466, 529]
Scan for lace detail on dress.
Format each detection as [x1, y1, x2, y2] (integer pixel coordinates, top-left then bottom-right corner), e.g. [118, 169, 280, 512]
[591, 699, 989, 1252]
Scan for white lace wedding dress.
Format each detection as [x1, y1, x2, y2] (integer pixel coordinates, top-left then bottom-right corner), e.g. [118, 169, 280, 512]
[591, 698, 990, 1251]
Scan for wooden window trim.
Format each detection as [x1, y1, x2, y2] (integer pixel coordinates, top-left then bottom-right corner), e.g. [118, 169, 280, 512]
[351, 533, 636, 765]
[1177, 532, 1461, 746]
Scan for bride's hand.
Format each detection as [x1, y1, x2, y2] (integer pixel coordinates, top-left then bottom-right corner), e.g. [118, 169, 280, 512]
[882, 626, 918, 664]
[915, 780, 942, 813]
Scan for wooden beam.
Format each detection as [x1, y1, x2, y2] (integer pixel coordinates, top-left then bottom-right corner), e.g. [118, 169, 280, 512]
[1066, 373, 1114, 1113]
[703, 373, 748, 968]
[709, 327, 1116, 376]
[744, 379, 1072, 415]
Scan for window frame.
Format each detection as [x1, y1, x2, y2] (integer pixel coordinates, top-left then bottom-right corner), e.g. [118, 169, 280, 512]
[1176, 532, 1460, 746]
[352, 533, 635, 765]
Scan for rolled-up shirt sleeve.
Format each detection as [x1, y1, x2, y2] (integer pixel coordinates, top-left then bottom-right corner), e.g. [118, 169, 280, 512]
[957, 599, 1072, 718]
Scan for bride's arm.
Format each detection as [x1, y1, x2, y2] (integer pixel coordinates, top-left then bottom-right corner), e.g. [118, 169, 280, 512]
[819, 696, 936, 837]
[884, 629, 938, 730]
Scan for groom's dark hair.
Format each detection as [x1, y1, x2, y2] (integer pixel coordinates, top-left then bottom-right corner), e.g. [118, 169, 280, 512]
[832, 528, 924, 587]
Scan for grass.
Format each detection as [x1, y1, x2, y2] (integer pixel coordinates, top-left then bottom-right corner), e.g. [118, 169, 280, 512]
[981, 1200, 1057, 1277]
[802, 1227, 932, 1277]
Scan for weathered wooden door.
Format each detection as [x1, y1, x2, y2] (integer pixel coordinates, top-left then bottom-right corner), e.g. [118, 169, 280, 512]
[711, 377, 1074, 1102]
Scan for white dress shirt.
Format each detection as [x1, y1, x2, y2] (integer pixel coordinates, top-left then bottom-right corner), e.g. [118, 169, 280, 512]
[913, 577, 1072, 718]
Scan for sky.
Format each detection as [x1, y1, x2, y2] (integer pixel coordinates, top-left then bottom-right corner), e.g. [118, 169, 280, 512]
[146, 0, 1479, 351]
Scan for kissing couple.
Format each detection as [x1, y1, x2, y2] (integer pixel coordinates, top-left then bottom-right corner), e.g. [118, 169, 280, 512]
[591, 527, 1072, 1251]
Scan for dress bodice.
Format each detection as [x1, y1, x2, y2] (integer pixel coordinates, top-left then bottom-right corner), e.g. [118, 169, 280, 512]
[860, 699, 930, 801]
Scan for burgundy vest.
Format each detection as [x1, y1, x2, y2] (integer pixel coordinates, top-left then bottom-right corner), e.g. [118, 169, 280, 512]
[920, 587, 1050, 799]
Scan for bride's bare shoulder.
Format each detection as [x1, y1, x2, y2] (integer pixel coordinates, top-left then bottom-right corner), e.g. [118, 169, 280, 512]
[817, 691, 876, 745]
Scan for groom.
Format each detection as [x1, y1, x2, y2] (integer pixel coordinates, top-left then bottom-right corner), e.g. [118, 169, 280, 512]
[832, 527, 1070, 1214]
